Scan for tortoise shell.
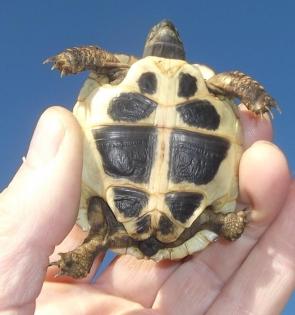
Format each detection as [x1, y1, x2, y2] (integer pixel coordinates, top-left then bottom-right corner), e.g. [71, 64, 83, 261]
[74, 56, 242, 260]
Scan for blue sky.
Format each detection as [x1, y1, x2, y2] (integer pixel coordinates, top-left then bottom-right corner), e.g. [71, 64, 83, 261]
[1, 1, 294, 312]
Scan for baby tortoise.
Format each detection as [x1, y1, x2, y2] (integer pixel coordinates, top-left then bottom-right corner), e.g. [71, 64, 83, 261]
[44, 20, 278, 278]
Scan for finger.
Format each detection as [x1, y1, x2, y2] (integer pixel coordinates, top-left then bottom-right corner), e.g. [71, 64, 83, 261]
[238, 104, 273, 148]
[206, 180, 295, 315]
[36, 282, 151, 315]
[96, 255, 180, 307]
[0, 107, 82, 313]
[152, 142, 290, 314]
[93, 108, 274, 307]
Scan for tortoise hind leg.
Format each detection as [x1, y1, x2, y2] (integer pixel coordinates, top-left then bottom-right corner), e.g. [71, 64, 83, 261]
[49, 196, 109, 278]
[49, 196, 135, 278]
[49, 237, 105, 279]
[215, 210, 248, 241]
[199, 207, 248, 241]
[206, 71, 280, 116]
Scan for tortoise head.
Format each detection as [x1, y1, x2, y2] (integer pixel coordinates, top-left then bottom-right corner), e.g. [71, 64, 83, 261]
[143, 20, 185, 60]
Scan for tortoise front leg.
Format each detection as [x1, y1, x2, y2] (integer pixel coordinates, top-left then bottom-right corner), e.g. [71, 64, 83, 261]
[44, 45, 137, 78]
[206, 71, 280, 116]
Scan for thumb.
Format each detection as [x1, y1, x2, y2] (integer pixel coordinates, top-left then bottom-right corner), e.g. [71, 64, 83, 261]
[0, 107, 82, 314]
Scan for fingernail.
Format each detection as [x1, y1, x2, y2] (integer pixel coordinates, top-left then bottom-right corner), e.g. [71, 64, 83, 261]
[26, 110, 65, 168]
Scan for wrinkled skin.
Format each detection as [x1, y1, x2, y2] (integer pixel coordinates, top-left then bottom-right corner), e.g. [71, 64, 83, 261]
[0, 106, 294, 315]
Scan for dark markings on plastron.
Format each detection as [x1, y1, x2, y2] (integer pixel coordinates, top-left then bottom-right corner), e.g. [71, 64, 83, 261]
[113, 187, 148, 218]
[178, 73, 197, 98]
[158, 215, 174, 235]
[138, 72, 157, 94]
[138, 236, 163, 257]
[108, 92, 157, 122]
[169, 129, 229, 185]
[165, 192, 204, 223]
[93, 126, 156, 183]
[136, 215, 151, 234]
[177, 100, 220, 130]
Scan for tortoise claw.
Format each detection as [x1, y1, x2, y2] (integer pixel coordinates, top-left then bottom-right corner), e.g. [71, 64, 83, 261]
[60, 70, 66, 78]
[42, 58, 50, 65]
[51, 64, 57, 71]
[48, 256, 64, 278]
[48, 252, 64, 264]
[43, 56, 56, 65]
[43, 53, 73, 76]
[48, 260, 59, 267]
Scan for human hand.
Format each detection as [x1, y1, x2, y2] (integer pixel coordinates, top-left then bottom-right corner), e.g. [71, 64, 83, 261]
[0, 106, 293, 315]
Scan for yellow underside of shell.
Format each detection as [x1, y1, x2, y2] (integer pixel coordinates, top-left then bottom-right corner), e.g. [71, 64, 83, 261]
[73, 56, 243, 259]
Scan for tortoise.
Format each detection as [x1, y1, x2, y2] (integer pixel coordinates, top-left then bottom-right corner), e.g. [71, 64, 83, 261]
[44, 20, 278, 278]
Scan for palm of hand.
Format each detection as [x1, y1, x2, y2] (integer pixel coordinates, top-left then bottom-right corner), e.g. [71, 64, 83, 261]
[0, 107, 293, 315]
